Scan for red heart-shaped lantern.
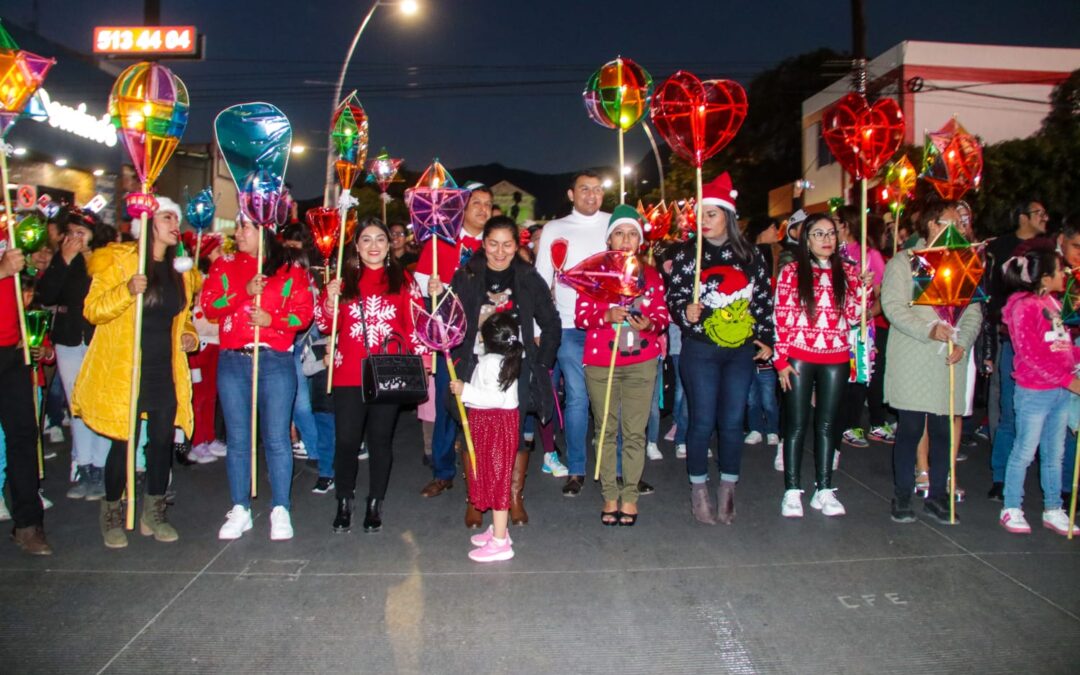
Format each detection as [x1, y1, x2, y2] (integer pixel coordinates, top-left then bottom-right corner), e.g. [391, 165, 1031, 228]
[821, 93, 904, 180]
[650, 71, 747, 169]
[305, 207, 341, 263]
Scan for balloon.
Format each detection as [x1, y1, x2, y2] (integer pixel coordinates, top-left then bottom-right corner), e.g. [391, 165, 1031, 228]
[405, 159, 469, 244]
[214, 103, 292, 227]
[274, 185, 294, 227]
[0, 20, 55, 137]
[910, 224, 986, 326]
[582, 57, 652, 131]
[549, 237, 568, 273]
[306, 207, 341, 263]
[13, 213, 47, 253]
[558, 250, 645, 306]
[921, 118, 983, 201]
[821, 93, 904, 180]
[638, 201, 672, 242]
[185, 187, 216, 231]
[411, 291, 468, 353]
[108, 62, 189, 186]
[650, 71, 747, 169]
[366, 148, 403, 193]
[331, 91, 369, 191]
[23, 309, 51, 349]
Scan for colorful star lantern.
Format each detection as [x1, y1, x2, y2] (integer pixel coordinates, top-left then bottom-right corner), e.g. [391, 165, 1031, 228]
[558, 250, 644, 306]
[1062, 267, 1080, 326]
[880, 156, 916, 220]
[0, 20, 55, 137]
[921, 118, 983, 201]
[305, 206, 341, 266]
[331, 92, 369, 192]
[214, 102, 292, 226]
[637, 200, 673, 242]
[583, 56, 652, 131]
[366, 147, 402, 193]
[821, 93, 904, 180]
[108, 62, 189, 187]
[910, 224, 986, 326]
[405, 159, 469, 245]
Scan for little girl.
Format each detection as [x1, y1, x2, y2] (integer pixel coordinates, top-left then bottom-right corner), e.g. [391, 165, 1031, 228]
[1000, 244, 1080, 536]
[449, 312, 523, 562]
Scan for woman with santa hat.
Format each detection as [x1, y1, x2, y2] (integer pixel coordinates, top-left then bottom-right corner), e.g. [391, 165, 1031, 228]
[665, 173, 774, 525]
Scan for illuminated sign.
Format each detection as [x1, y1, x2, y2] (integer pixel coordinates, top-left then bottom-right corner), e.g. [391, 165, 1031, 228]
[31, 88, 118, 147]
[93, 26, 197, 56]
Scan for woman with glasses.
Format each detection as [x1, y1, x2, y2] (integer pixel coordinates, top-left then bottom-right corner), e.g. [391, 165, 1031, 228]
[774, 214, 867, 518]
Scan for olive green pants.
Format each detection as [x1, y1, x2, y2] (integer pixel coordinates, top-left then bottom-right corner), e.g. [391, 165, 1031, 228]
[585, 359, 657, 504]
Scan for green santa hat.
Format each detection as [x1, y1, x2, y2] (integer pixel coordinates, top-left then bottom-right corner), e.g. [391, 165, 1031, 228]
[606, 204, 644, 241]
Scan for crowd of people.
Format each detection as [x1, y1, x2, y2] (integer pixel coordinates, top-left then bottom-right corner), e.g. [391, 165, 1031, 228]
[1, 171, 1078, 560]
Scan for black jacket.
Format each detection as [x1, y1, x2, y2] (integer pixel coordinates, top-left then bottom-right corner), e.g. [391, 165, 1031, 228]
[449, 254, 562, 426]
[35, 252, 95, 347]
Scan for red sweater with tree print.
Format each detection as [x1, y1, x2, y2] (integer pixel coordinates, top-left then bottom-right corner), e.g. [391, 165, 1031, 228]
[773, 261, 863, 371]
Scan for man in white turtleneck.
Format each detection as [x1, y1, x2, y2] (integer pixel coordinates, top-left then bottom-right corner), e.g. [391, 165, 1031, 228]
[534, 170, 609, 495]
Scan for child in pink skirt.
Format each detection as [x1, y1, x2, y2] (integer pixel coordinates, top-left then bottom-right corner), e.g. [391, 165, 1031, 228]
[449, 312, 524, 562]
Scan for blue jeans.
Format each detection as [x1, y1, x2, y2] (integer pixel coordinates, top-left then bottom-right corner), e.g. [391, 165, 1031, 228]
[292, 332, 321, 462]
[1004, 385, 1069, 510]
[680, 338, 755, 481]
[670, 354, 688, 444]
[314, 411, 335, 478]
[646, 356, 664, 444]
[430, 352, 459, 481]
[218, 349, 297, 509]
[746, 366, 780, 435]
[556, 328, 589, 476]
[55, 343, 111, 468]
[990, 340, 1016, 482]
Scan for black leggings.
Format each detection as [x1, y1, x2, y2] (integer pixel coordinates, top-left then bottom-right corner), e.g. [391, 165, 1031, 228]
[782, 359, 847, 490]
[893, 410, 950, 501]
[105, 404, 177, 501]
[333, 387, 400, 500]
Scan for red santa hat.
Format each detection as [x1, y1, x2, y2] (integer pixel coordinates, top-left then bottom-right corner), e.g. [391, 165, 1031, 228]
[701, 172, 737, 213]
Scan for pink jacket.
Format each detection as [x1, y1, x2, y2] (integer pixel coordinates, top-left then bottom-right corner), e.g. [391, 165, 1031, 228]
[1002, 292, 1080, 390]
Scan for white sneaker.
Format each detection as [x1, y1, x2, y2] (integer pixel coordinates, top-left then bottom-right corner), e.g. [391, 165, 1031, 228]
[208, 440, 228, 458]
[218, 505, 253, 540]
[646, 442, 663, 461]
[781, 489, 804, 518]
[675, 444, 687, 459]
[1042, 508, 1080, 536]
[774, 443, 784, 472]
[744, 431, 763, 445]
[39, 490, 53, 510]
[767, 433, 780, 446]
[358, 443, 369, 461]
[999, 508, 1031, 534]
[45, 426, 64, 444]
[810, 488, 846, 516]
[292, 441, 308, 459]
[190, 443, 218, 464]
[833, 449, 841, 471]
[270, 506, 294, 541]
[542, 451, 569, 477]
[0, 499, 10, 521]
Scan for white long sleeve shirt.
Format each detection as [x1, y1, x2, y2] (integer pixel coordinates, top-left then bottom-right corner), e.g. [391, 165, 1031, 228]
[461, 353, 518, 410]
[533, 208, 609, 328]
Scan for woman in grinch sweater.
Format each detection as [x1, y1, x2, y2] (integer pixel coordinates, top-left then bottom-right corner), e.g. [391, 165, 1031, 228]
[665, 173, 774, 525]
[576, 205, 669, 526]
[774, 213, 867, 519]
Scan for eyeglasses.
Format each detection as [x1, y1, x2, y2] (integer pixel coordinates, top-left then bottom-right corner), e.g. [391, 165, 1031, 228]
[808, 230, 837, 241]
[389, 231, 407, 238]
[935, 219, 959, 228]
[1026, 209, 1048, 218]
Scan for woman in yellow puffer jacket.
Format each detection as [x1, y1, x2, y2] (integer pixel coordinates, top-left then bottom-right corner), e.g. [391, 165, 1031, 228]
[72, 198, 198, 549]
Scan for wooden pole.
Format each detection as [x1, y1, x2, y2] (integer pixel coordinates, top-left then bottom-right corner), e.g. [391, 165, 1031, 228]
[859, 178, 868, 344]
[430, 236, 439, 376]
[326, 199, 351, 394]
[1069, 428, 1079, 540]
[124, 182, 151, 530]
[194, 234, 202, 269]
[948, 339, 956, 524]
[381, 195, 388, 224]
[444, 354, 477, 479]
[594, 323, 622, 482]
[618, 128, 626, 205]
[692, 168, 704, 305]
[0, 150, 32, 365]
[249, 231, 265, 498]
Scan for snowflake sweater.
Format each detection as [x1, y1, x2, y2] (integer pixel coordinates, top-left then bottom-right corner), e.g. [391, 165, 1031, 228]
[1002, 292, 1080, 390]
[314, 266, 429, 388]
[665, 239, 774, 349]
[200, 253, 314, 351]
[772, 261, 862, 371]
[576, 264, 670, 367]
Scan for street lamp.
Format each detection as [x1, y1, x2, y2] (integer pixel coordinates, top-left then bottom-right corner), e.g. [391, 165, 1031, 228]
[324, 0, 421, 205]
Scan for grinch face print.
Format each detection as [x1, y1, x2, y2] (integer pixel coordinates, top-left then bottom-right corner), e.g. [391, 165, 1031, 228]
[700, 265, 755, 348]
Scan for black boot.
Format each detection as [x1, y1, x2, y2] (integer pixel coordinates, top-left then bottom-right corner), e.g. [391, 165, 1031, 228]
[333, 498, 353, 533]
[175, 442, 195, 466]
[363, 498, 382, 533]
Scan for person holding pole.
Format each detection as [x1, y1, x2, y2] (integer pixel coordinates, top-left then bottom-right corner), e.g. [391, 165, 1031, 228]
[201, 215, 313, 542]
[881, 202, 981, 525]
[665, 173, 773, 525]
[998, 243, 1080, 536]
[73, 197, 198, 548]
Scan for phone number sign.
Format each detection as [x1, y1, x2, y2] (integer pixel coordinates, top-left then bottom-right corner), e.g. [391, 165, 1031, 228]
[93, 26, 197, 56]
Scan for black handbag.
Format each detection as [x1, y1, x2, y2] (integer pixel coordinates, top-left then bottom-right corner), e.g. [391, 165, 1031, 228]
[361, 334, 428, 404]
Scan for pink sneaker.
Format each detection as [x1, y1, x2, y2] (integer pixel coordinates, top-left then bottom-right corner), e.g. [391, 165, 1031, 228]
[470, 525, 513, 548]
[999, 508, 1031, 534]
[468, 536, 514, 562]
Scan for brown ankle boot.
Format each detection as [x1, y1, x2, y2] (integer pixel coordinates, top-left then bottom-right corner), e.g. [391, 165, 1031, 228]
[12, 525, 52, 555]
[717, 480, 737, 524]
[509, 451, 529, 525]
[463, 450, 483, 529]
[690, 483, 716, 525]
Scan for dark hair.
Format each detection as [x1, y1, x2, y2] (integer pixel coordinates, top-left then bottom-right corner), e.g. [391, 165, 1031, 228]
[481, 312, 523, 392]
[53, 206, 106, 250]
[915, 201, 958, 240]
[482, 215, 519, 242]
[794, 213, 847, 320]
[866, 214, 887, 251]
[1011, 199, 1043, 228]
[1061, 212, 1080, 241]
[709, 206, 756, 266]
[341, 217, 405, 300]
[835, 206, 862, 243]
[278, 222, 314, 271]
[570, 169, 600, 189]
[1002, 240, 1060, 294]
[468, 185, 494, 200]
[143, 217, 185, 309]
[254, 225, 289, 278]
[745, 216, 778, 243]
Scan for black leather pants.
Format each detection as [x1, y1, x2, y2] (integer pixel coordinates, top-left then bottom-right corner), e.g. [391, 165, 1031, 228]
[781, 358, 848, 490]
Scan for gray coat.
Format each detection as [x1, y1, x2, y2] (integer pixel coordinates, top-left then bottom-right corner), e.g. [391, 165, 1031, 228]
[881, 245, 983, 415]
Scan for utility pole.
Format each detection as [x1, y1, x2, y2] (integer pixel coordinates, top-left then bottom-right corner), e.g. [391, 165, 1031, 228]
[850, 0, 867, 94]
[145, 0, 160, 25]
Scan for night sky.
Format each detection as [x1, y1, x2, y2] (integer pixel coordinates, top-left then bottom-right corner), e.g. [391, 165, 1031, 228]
[5, 0, 1079, 198]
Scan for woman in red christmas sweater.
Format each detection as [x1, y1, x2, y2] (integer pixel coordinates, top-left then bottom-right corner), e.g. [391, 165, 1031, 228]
[318, 218, 428, 534]
[199, 216, 314, 542]
[576, 205, 670, 526]
[774, 213, 868, 519]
